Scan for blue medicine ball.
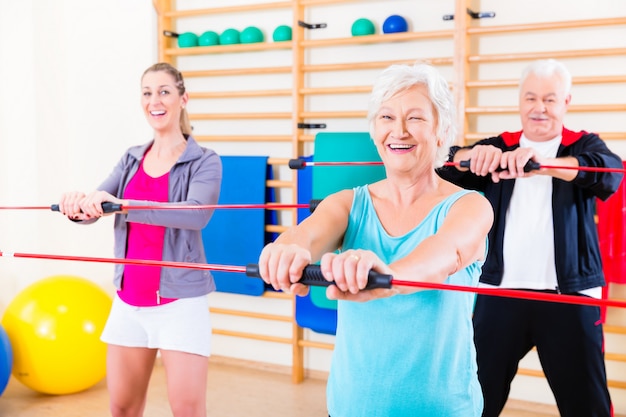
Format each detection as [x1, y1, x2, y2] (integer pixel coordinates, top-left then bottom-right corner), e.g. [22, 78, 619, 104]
[382, 15, 408, 34]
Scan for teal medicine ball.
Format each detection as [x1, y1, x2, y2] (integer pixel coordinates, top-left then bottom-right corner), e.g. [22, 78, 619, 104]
[220, 28, 240, 45]
[272, 25, 292, 42]
[240, 26, 265, 44]
[177, 32, 198, 48]
[351, 18, 376, 37]
[198, 30, 220, 46]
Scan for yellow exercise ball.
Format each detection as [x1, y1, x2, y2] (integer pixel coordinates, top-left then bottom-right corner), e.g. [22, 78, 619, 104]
[1, 275, 112, 395]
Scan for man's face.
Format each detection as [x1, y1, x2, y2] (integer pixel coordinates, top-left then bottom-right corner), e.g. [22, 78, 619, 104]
[519, 72, 571, 142]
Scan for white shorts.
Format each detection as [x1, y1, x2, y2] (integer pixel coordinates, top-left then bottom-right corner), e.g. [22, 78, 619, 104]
[101, 294, 212, 357]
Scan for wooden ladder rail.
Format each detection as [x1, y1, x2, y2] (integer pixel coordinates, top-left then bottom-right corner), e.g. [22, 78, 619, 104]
[462, 16, 626, 143]
[152, 0, 304, 384]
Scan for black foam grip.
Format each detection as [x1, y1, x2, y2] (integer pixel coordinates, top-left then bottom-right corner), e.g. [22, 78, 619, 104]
[50, 202, 122, 213]
[288, 159, 306, 170]
[458, 159, 540, 172]
[246, 263, 392, 289]
[309, 199, 322, 213]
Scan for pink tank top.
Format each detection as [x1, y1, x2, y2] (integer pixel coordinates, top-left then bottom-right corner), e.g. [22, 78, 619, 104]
[119, 159, 176, 306]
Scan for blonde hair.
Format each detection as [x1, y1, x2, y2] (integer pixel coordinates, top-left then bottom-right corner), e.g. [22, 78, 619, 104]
[142, 62, 192, 135]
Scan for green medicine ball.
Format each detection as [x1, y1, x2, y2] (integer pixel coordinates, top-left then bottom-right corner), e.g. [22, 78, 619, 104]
[220, 28, 241, 45]
[198, 31, 220, 46]
[177, 32, 198, 48]
[351, 18, 376, 37]
[240, 26, 264, 44]
[272, 25, 292, 42]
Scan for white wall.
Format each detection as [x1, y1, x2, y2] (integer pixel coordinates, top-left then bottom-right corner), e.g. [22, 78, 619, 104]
[0, 0, 155, 301]
[1, 0, 625, 412]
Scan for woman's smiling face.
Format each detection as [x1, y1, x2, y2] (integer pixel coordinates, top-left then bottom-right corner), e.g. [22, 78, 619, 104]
[372, 85, 439, 172]
[141, 70, 187, 133]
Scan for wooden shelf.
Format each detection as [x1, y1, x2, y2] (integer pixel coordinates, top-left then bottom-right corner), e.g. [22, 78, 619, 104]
[154, 0, 626, 391]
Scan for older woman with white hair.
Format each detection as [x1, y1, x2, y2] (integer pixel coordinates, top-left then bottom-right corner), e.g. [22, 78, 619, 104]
[256, 62, 493, 416]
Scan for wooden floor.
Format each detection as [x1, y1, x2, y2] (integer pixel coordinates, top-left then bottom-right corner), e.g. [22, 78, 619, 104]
[0, 356, 562, 417]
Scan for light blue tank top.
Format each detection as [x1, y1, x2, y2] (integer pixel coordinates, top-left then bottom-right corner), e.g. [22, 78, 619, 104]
[327, 185, 484, 417]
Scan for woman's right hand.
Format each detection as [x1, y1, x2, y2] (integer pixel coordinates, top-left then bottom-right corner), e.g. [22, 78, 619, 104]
[257, 243, 312, 297]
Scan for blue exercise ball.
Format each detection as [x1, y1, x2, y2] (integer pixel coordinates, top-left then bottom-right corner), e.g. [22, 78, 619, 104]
[382, 15, 408, 34]
[0, 325, 12, 396]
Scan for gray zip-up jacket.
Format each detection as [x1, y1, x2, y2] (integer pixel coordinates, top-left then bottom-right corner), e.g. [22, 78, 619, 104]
[81, 135, 222, 298]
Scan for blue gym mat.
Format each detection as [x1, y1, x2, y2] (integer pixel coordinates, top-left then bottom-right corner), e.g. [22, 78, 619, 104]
[202, 155, 271, 296]
[294, 155, 338, 335]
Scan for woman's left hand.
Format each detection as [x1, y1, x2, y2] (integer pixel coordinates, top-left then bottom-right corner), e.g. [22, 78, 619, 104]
[78, 191, 125, 219]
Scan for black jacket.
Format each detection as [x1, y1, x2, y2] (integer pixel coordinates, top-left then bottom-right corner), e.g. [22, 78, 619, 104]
[437, 128, 623, 293]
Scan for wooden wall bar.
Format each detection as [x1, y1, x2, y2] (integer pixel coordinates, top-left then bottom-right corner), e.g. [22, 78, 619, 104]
[152, 0, 626, 405]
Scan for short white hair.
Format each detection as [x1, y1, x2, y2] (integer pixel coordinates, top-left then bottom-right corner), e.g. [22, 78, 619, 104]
[367, 62, 456, 168]
[520, 59, 572, 95]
